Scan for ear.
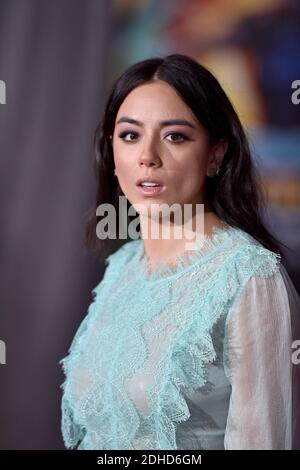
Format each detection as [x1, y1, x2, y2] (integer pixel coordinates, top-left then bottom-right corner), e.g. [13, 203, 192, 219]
[208, 138, 228, 166]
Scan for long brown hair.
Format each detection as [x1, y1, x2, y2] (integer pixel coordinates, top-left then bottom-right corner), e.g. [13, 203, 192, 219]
[85, 54, 287, 259]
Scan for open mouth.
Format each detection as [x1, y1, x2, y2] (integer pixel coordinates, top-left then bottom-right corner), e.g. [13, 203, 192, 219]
[137, 182, 166, 195]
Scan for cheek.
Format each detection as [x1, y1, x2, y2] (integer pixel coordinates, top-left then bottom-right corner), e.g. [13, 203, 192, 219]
[114, 149, 133, 182]
[115, 158, 131, 176]
[174, 153, 208, 188]
[113, 151, 137, 201]
[179, 172, 206, 199]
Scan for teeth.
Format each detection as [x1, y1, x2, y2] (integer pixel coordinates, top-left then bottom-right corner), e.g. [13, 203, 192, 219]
[141, 182, 160, 187]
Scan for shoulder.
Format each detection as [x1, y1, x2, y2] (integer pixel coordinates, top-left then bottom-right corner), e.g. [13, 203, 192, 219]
[104, 238, 141, 266]
[223, 229, 294, 327]
[226, 227, 282, 281]
[97, 238, 141, 286]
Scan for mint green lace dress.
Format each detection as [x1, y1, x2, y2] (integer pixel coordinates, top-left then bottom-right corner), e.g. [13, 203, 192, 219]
[60, 225, 300, 450]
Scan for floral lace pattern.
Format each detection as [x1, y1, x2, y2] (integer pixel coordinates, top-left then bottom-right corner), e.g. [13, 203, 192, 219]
[60, 225, 282, 449]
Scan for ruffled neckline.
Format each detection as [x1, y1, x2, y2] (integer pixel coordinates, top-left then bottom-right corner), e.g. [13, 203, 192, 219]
[133, 223, 242, 282]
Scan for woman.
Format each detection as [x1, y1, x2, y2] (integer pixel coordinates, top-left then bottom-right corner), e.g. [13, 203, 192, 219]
[60, 54, 300, 450]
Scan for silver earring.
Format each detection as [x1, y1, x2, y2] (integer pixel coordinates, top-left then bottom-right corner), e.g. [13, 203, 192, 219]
[207, 166, 220, 178]
[114, 169, 117, 176]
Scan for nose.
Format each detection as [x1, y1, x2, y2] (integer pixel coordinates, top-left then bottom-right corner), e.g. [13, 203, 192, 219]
[138, 137, 162, 169]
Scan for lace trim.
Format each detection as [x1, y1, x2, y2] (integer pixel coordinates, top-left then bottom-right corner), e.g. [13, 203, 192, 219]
[128, 224, 281, 282]
[60, 226, 282, 450]
[128, 224, 234, 281]
[59, 279, 116, 449]
[141, 243, 282, 449]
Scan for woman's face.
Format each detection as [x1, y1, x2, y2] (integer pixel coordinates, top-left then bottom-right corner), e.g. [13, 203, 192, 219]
[112, 80, 223, 214]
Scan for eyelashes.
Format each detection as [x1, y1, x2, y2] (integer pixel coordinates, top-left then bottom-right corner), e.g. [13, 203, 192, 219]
[117, 130, 189, 144]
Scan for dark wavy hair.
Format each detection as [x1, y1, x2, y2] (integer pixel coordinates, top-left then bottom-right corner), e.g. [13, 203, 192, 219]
[85, 53, 286, 259]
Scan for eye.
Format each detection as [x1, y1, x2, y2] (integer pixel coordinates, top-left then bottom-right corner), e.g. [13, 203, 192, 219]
[118, 131, 138, 142]
[118, 130, 189, 144]
[165, 132, 188, 143]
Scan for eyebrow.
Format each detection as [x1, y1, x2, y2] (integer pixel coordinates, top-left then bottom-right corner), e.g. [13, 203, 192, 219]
[116, 116, 196, 129]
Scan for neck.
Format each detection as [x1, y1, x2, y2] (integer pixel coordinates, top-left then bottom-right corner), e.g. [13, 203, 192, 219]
[139, 204, 228, 270]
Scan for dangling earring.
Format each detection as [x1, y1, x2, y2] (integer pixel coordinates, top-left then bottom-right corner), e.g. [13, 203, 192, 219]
[114, 169, 117, 176]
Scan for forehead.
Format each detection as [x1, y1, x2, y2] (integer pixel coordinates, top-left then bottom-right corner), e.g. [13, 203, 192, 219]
[116, 80, 198, 124]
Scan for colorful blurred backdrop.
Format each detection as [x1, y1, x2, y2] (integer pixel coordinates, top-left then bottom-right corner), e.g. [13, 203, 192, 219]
[0, 0, 299, 450]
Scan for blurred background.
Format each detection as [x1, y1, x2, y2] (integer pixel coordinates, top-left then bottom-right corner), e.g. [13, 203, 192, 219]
[0, 0, 299, 449]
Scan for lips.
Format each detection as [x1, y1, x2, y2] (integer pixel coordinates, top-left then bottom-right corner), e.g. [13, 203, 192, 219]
[136, 185, 166, 196]
[136, 176, 164, 187]
[136, 175, 166, 196]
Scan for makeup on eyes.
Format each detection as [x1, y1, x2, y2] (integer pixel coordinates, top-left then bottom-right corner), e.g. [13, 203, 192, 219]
[117, 130, 191, 143]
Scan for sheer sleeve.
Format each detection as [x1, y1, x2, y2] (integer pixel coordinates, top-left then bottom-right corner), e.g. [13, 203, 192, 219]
[223, 264, 300, 449]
